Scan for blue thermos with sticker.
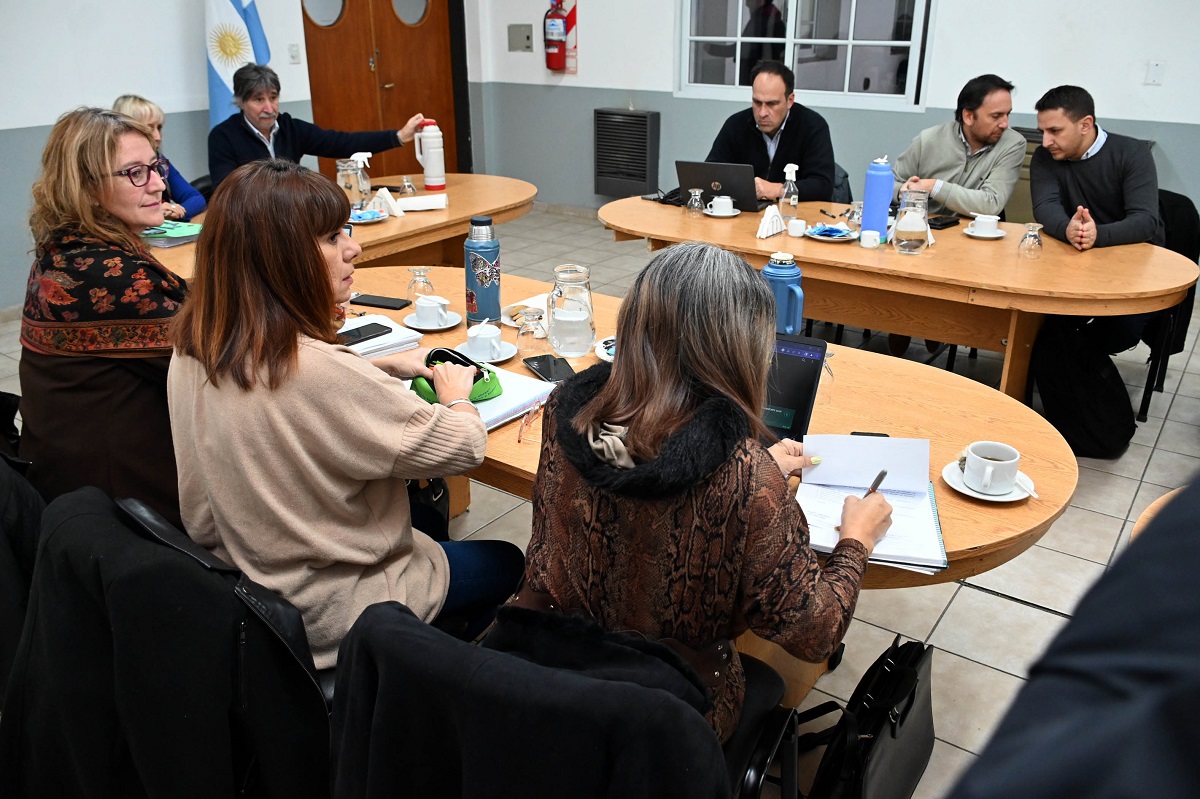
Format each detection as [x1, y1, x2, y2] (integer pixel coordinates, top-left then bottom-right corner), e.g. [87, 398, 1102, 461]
[464, 215, 501, 324]
[763, 252, 804, 335]
[862, 156, 892, 240]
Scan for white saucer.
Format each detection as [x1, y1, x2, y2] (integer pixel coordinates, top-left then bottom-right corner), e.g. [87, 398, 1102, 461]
[804, 229, 859, 243]
[454, 340, 517, 365]
[964, 227, 1006, 240]
[703, 209, 741, 218]
[349, 211, 389, 225]
[941, 462, 1032, 502]
[501, 294, 549, 328]
[595, 336, 616, 363]
[402, 311, 462, 332]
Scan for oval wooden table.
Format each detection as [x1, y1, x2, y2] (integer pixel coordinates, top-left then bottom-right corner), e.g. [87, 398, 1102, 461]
[155, 173, 536, 280]
[1131, 487, 1183, 542]
[355, 266, 1078, 705]
[351, 267, 1078, 591]
[599, 197, 1199, 402]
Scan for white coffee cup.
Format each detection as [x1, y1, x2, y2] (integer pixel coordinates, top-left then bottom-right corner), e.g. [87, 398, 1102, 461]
[706, 195, 734, 215]
[963, 440, 1020, 495]
[787, 218, 807, 237]
[414, 295, 450, 327]
[859, 230, 881, 249]
[467, 322, 502, 360]
[967, 214, 1001, 236]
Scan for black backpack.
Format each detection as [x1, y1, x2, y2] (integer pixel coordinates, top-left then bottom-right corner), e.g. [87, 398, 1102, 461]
[1031, 318, 1136, 459]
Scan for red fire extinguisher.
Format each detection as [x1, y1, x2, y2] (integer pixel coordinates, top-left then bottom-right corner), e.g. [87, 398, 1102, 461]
[544, 0, 567, 71]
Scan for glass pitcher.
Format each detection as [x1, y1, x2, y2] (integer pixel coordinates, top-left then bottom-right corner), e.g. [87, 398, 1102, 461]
[336, 159, 371, 210]
[547, 264, 596, 358]
[685, 188, 704, 219]
[1018, 223, 1044, 260]
[892, 189, 930, 255]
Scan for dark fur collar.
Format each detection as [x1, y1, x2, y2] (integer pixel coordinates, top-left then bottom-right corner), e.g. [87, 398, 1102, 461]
[552, 363, 751, 500]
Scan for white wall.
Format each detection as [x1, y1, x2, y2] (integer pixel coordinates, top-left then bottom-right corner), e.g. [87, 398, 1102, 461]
[467, 0, 676, 91]
[469, 0, 1197, 123]
[921, 0, 1197, 121]
[0, 0, 312, 131]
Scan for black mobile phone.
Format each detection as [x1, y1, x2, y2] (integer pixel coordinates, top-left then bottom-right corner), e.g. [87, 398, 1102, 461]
[523, 355, 576, 383]
[339, 322, 391, 346]
[928, 214, 960, 230]
[342, 224, 353, 237]
[352, 294, 412, 311]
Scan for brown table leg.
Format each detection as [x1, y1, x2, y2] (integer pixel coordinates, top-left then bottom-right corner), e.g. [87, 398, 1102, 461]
[735, 631, 828, 708]
[999, 310, 1044, 400]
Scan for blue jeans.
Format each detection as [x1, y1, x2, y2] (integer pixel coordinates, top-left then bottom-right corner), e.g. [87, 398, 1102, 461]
[435, 539, 525, 638]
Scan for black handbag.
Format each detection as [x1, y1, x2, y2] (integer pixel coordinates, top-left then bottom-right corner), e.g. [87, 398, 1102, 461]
[796, 635, 935, 799]
[406, 477, 450, 542]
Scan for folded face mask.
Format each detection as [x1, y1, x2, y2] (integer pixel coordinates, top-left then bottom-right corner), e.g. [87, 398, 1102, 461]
[410, 347, 503, 404]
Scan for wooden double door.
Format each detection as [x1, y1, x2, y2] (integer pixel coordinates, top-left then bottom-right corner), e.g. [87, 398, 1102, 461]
[302, 0, 470, 181]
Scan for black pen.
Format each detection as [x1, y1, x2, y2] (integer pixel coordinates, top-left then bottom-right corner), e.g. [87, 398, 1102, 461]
[819, 209, 838, 218]
[864, 469, 887, 497]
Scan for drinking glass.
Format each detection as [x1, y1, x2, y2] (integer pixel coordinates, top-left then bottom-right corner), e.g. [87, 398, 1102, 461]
[399, 176, 418, 196]
[1018, 223, 1044, 260]
[515, 309, 551, 358]
[547, 264, 596, 358]
[406, 267, 436, 301]
[685, 188, 704, 219]
[846, 201, 864, 231]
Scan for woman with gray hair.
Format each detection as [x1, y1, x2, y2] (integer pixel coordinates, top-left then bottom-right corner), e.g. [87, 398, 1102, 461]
[519, 241, 893, 742]
[207, 63, 424, 186]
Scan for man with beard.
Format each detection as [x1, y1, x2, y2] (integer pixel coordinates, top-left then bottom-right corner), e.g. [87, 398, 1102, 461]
[892, 74, 1026, 218]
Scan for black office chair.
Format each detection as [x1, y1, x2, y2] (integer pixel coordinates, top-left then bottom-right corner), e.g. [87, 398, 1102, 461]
[192, 173, 215, 202]
[1137, 189, 1199, 422]
[0, 487, 331, 798]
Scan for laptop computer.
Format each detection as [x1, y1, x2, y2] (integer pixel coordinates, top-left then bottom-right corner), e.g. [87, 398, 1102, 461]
[763, 333, 828, 440]
[675, 161, 770, 213]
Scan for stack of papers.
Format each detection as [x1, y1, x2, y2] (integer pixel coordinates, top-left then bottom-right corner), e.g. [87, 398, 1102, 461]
[142, 220, 202, 248]
[472, 367, 555, 430]
[796, 434, 947, 574]
[340, 314, 422, 357]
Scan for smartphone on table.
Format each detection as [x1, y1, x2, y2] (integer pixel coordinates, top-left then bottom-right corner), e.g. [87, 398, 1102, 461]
[339, 322, 391, 346]
[523, 355, 576, 383]
[351, 294, 412, 311]
[927, 214, 960, 230]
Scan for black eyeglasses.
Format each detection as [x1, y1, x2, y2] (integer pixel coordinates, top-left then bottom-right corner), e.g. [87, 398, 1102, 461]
[110, 158, 170, 188]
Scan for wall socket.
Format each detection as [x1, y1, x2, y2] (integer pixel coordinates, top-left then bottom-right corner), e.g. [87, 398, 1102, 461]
[288, 43, 302, 65]
[507, 23, 533, 53]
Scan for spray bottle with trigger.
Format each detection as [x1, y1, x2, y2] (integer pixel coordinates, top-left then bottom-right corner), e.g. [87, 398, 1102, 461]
[778, 163, 800, 220]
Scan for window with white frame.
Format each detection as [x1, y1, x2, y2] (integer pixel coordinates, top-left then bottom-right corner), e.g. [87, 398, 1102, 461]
[681, 0, 931, 109]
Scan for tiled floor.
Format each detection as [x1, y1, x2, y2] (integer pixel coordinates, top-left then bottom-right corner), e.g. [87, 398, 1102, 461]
[7, 204, 1197, 796]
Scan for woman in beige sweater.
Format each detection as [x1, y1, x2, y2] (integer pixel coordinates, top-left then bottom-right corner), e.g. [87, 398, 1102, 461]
[168, 159, 523, 669]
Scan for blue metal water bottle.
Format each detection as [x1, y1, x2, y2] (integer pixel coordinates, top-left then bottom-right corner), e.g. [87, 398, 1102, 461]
[464, 215, 501, 324]
[762, 252, 804, 335]
[861, 156, 893, 240]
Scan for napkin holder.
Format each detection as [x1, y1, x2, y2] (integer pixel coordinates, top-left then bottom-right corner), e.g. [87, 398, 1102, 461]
[756, 206, 786, 239]
[370, 188, 405, 217]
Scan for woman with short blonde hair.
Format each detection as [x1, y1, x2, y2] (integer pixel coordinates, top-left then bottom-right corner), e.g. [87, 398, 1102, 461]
[112, 93, 205, 220]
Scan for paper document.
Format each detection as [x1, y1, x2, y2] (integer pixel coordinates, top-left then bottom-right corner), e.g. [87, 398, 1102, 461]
[796, 434, 947, 571]
[472, 368, 554, 431]
[340, 314, 422, 358]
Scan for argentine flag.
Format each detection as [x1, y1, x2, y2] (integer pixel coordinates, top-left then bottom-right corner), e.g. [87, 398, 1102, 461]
[206, 0, 271, 130]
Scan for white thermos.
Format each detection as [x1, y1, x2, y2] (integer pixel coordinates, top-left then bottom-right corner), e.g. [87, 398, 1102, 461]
[413, 120, 446, 191]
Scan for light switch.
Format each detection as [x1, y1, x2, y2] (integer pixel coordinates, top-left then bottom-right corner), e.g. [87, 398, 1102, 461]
[508, 24, 533, 53]
[1145, 60, 1165, 86]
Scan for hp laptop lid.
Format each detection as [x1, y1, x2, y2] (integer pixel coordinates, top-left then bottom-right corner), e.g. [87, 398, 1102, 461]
[675, 161, 767, 213]
[764, 334, 828, 440]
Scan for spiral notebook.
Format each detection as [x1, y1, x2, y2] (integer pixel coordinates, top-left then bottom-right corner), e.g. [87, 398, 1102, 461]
[794, 435, 947, 573]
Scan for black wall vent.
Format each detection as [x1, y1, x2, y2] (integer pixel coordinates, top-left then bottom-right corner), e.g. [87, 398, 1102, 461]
[594, 108, 660, 198]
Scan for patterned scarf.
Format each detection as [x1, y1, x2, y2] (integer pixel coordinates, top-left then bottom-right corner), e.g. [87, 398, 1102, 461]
[21, 227, 188, 357]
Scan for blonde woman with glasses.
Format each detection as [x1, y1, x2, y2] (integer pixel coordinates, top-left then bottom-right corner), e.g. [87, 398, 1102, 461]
[112, 94, 205, 221]
[19, 107, 188, 526]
